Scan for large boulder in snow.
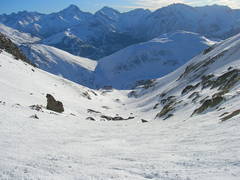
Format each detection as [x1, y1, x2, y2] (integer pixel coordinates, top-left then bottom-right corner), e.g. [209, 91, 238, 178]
[46, 94, 64, 113]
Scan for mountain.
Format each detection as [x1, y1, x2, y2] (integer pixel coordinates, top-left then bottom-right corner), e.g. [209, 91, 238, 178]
[0, 5, 92, 38]
[0, 32, 32, 65]
[0, 11, 43, 36]
[40, 30, 98, 59]
[138, 4, 240, 40]
[0, 29, 240, 180]
[94, 31, 216, 89]
[0, 24, 97, 87]
[20, 44, 97, 87]
[1, 4, 239, 59]
[42, 21, 141, 60]
[0, 23, 40, 45]
[129, 31, 240, 122]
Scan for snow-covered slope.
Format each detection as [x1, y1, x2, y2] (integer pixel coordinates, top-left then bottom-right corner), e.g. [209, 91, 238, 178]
[95, 31, 216, 89]
[21, 44, 97, 87]
[0, 23, 40, 45]
[0, 25, 97, 87]
[0, 35, 240, 179]
[128, 32, 240, 122]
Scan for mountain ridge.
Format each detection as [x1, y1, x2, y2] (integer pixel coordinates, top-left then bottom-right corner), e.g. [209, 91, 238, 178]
[1, 3, 240, 59]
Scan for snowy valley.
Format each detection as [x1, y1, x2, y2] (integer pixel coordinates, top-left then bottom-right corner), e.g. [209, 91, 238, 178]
[0, 3, 240, 180]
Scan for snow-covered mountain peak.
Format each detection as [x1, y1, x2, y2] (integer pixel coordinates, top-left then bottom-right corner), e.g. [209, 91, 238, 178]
[157, 3, 195, 13]
[58, 4, 91, 18]
[95, 6, 120, 21]
[97, 6, 120, 15]
[63, 4, 81, 12]
[123, 8, 151, 15]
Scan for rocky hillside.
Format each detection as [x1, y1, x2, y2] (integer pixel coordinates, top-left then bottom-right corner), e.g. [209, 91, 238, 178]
[129, 32, 240, 122]
[0, 32, 33, 65]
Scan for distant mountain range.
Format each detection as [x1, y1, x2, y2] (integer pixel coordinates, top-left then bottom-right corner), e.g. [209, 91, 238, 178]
[1, 3, 240, 59]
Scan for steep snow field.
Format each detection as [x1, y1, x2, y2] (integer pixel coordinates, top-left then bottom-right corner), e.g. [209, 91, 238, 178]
[0, 36, 240, 180]
[21, 44, 97, 87]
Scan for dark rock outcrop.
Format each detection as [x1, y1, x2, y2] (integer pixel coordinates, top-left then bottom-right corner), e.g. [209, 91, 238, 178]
[46, 94, 64, 113]
[30, 114, 39, 119]
[141, 119, 148, 123]
[0, 32, 34, 66]
[221, 109, 240, 121]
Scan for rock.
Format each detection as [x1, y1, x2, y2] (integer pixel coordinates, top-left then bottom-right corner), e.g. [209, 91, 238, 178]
[181, 83, 200, 95]
[0, 33, 34, 66]
[128, 91, 138, 98]
[0, 101, 6, 105]
[30, 104, 43, 112]
[100, 114, 133, 121]
[135, 79, 156, 89]
[87, 109, 101, 114]
[127, 116, 135, 120]
[203, 46, 214, 55]
[156, 100, 176, 118]
[112, 116, 124, 121]
[30, 114, 39, 119]
[163, 114, 173, 120]
[221, 109, 240, 121]
[192, 95, 224, 115]
[100, 115, 112, 121]
[141, 119, 148, 123]
[86, 117, 95, 121]
[46, 94, 64, 113]
[82, 91, 91, 100]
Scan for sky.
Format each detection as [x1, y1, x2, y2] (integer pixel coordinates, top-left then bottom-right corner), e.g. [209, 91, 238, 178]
[1, 0, 240, 14]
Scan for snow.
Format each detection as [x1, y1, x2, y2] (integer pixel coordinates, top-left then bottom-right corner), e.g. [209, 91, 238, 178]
[95, 31, 217, 89]
[2, 3, 240, 60]
[21, 43, 97, 87]
[0, 31, 240, 179]
[0, 4, 240, 179]
[0, 23, 40, 45]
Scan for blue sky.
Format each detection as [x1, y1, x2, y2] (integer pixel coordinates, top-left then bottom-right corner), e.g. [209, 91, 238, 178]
[1, 0, 240, 14]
